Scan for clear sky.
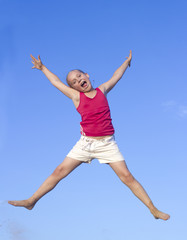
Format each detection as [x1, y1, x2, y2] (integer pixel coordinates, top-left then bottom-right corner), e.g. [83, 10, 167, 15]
[1, 0, 187, 239]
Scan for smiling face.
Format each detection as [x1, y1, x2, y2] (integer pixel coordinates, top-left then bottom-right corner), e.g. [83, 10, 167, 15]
[66, 70, 93, 92]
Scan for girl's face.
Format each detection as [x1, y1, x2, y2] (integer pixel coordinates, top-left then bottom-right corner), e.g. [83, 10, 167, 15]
[67, 70, 93, 92]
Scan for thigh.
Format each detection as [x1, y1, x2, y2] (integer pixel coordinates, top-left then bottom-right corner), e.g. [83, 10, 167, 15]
[108, 160, 131, 177]
[55, 157, 83, 176]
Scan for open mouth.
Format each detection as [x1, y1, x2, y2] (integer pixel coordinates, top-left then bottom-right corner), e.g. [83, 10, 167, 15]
[81, 81, 87, 87]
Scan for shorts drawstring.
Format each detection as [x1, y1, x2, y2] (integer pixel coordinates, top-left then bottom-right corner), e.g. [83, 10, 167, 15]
[81, 141, 93, 151]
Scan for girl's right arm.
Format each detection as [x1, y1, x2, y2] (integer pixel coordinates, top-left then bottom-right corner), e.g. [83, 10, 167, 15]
[30, 54, 79, 101]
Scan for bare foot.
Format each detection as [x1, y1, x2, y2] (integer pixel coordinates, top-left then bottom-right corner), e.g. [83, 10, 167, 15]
[8, 199, 36, 210]
[150, 207, 170, 220]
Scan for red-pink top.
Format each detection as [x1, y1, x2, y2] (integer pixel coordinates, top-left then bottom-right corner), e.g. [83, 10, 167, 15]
[76, 88, 115, 136]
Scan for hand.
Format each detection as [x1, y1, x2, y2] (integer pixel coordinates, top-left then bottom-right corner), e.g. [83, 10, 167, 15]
[126, 50, 132, 67]
[30, 54, 44, 70]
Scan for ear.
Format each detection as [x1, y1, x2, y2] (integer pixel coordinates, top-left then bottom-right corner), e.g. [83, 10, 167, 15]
[85, 73, 90, 78]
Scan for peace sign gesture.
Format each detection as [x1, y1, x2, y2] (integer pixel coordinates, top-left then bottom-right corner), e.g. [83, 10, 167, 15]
[30, 54, 44, 70]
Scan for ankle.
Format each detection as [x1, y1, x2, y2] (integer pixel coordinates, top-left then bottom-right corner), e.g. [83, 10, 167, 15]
[29, 196, 37, 204]
[148, 201, 156, 211]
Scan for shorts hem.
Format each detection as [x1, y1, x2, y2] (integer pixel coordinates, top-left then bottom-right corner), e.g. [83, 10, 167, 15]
[99, 159, 124, 164]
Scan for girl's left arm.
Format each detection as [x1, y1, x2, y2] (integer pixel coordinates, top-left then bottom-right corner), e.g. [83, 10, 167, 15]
[99, 50, 132, 95]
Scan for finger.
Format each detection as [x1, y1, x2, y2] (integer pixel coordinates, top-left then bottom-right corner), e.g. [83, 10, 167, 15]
[38, 55, 41, 61]
[30, 54, 37, 61]
[32, 66, 36, 69]
[32, 61, 35, 64]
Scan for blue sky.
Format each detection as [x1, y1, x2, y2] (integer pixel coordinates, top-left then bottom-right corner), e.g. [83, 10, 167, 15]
[1, 0, 187, 239]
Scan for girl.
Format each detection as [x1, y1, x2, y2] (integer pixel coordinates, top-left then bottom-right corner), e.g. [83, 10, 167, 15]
[8, 51, 170, 220]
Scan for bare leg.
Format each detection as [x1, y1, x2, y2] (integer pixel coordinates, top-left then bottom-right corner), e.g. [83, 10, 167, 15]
[109, 161, 170, 220]
[8, 157, 82, 210]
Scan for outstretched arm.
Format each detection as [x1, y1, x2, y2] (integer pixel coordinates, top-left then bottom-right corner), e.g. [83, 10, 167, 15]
[30, 55, 79, 100]
[99, 50, 132, 95]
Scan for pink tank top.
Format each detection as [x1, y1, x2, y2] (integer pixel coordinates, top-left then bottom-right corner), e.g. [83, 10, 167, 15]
[76, 88, 115, 136]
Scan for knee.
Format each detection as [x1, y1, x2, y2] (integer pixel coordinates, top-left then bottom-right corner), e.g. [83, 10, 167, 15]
[52, 165, 68, 179]
[119, 171, 134, 185]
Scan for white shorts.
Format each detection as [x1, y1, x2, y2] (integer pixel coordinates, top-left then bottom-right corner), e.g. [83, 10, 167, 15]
[67, 135, 124, 164]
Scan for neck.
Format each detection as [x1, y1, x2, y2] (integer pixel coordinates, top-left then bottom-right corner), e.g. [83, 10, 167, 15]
[85, 86, 94, 93]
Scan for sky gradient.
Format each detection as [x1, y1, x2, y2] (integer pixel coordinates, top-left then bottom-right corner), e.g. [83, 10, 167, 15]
[1, 0, 187, 239]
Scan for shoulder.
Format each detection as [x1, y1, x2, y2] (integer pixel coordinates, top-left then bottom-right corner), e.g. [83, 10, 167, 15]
[97, 85, 107, 97]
